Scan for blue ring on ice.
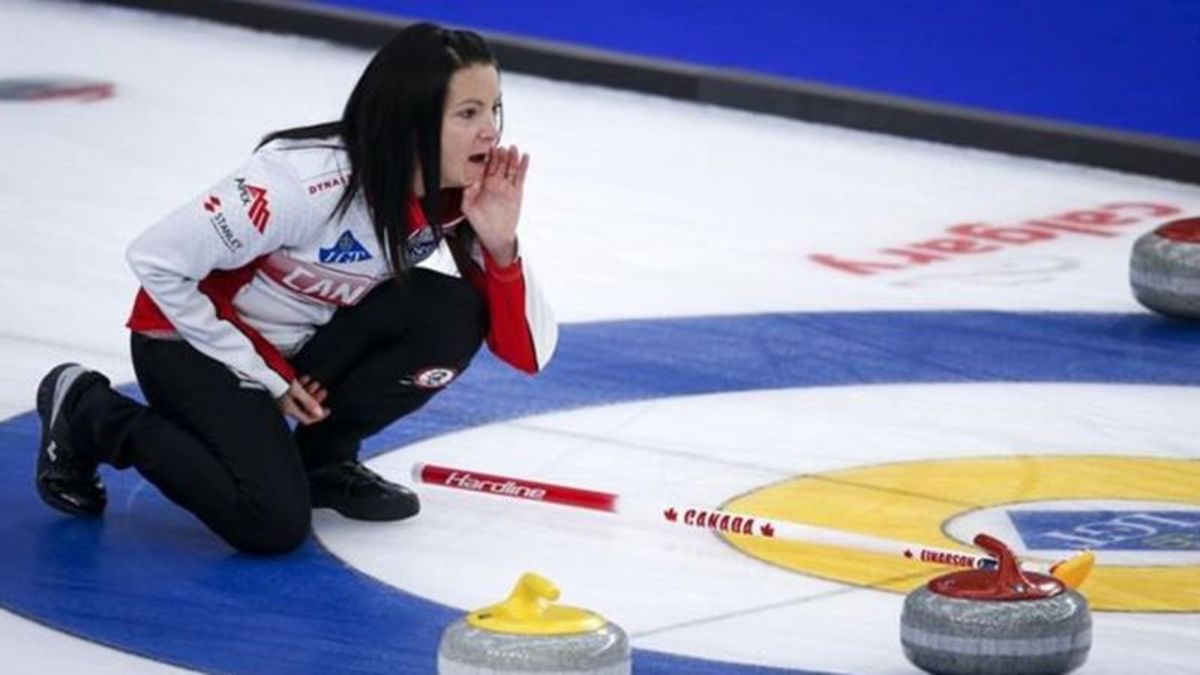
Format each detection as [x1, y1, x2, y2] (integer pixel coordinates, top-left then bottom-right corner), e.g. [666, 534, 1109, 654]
[1, 311, 1198, 674]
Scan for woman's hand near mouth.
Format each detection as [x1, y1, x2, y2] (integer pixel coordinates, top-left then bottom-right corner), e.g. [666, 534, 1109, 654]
[462, 144, 528, 267]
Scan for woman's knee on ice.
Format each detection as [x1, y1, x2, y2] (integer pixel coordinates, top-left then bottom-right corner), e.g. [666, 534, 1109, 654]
[223, 499, 312, 555]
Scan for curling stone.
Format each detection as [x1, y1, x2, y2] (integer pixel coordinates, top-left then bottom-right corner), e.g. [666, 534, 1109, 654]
[900, 534, 1091, 675]
[438, 572, 631, 675]
[1131, 217, 1200, 319]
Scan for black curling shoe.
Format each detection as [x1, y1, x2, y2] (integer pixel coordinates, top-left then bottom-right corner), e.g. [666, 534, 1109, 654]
[35, 363, 107, 516]
[309, 460, 420, 522]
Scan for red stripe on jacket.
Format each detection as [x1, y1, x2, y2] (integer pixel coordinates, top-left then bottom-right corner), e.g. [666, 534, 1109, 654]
[127, 262, 297, 385]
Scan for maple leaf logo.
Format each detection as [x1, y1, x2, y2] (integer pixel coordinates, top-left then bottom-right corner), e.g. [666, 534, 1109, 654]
[760, 523, 775, 537]
[664, 507, 678, 522]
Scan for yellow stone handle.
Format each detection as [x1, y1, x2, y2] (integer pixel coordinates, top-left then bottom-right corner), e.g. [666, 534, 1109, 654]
[503, 573, 559, 619]
[467, 572, 607, 635]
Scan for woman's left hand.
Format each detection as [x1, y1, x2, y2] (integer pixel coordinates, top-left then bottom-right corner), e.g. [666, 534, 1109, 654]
[462, 145, 529, 267]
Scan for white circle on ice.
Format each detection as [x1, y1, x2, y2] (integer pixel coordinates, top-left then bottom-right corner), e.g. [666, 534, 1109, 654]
[314, 382, 1200, 674]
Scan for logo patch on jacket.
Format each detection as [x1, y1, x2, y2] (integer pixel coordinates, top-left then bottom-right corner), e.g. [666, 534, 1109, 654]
[406, 226, 440, 263]
[203, 195, 242, 251]
[234, 177, 270, 233]
[306, 173, 349, 196]
[319, 230, 373, 263]
[404, 367, 458, 389]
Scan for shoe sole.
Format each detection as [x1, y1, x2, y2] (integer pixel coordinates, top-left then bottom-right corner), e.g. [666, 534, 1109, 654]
[35, 363, 105, 517]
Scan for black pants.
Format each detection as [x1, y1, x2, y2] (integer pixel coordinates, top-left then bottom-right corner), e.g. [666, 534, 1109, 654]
[70, 269, 486, 554]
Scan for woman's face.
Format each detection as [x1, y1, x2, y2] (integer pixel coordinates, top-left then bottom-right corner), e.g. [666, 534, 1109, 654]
[440, 63, 502, 188]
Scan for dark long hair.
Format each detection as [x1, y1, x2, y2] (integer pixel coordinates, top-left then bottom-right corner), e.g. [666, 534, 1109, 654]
[259, 23, 496, 278]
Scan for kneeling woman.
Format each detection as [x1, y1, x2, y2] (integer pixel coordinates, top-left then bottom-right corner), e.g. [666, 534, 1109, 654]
[34, 23, 557, 554]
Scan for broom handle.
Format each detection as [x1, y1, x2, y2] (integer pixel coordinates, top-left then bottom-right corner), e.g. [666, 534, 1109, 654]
[413, 462, 1061, 574]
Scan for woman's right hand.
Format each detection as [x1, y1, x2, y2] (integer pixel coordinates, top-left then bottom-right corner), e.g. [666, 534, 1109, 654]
[277, 376, 329, 425]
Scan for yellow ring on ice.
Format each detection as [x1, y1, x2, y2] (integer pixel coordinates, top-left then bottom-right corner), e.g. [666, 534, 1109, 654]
[721, 455, 1200, 612]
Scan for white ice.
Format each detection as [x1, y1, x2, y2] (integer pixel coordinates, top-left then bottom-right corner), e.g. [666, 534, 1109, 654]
[2, 0, 1199, 672]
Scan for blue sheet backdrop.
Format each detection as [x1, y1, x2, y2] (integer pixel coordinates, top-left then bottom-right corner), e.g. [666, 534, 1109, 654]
[312, 0, 1200, 142]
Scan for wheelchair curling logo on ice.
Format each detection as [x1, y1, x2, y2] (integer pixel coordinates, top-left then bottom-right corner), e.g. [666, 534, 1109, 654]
[1009, 508, 1200, 552]
[406, 367, 458, 389]
[0, 77, 115, 102]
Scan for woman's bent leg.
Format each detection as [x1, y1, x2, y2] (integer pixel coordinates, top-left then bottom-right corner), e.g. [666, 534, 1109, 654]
[37, 335, 311, 554]
[293, 269, 486, 467]
[127, 334, 311, 553]
[292, 270, 487, 519]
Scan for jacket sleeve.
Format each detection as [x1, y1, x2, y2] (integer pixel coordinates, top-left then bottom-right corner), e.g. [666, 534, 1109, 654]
[125, 148, 313, 398]
[450, 234, 558, 374]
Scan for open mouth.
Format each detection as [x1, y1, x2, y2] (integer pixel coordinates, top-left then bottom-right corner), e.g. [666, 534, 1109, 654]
[468, 153, 488, 164]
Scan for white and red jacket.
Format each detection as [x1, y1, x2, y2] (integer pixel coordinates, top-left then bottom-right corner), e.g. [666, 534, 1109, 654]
[126, 138, 557, 398]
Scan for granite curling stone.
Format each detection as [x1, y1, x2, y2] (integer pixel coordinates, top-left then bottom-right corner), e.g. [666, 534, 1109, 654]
[438, 572, 631, 674]
[900, 534, 1091, 675]
[1131, 217, 1200, 319]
